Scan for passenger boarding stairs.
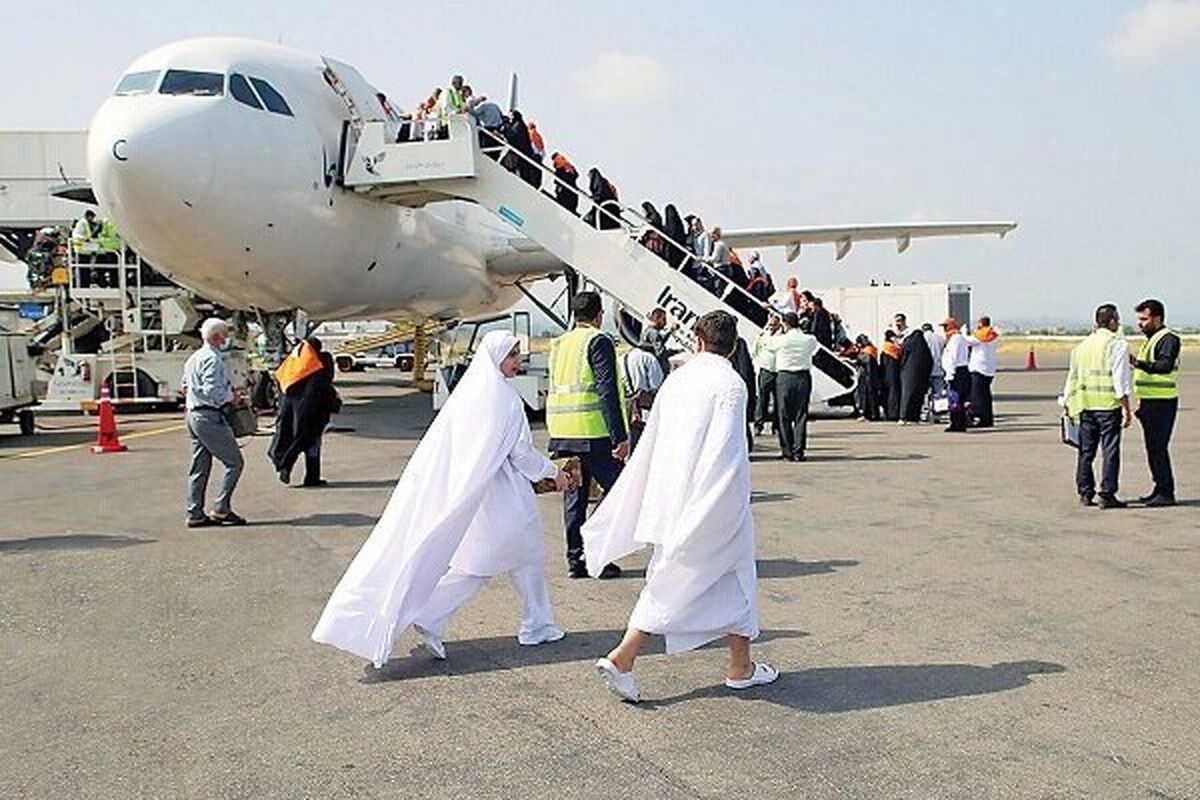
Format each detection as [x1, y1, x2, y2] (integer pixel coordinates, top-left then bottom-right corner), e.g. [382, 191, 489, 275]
[336, 112, 857, 402]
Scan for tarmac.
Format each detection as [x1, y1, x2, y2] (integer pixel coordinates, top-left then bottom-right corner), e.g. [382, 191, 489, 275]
[2, 353, 1197, 799]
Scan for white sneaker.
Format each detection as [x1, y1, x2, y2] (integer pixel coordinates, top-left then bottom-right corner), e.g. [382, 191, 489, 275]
[595, 657, 640, 703]
[725, 662, 779, 690]
[414, 625, 446, 660]
[518, 625, 566, 646]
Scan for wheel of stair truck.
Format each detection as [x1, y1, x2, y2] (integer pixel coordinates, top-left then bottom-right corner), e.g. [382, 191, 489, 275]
[394, 354, 415, 372]
[18, 409, 35, 437]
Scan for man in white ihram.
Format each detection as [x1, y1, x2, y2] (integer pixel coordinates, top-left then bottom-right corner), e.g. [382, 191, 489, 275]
[311, 331, 573, 667]
[585, 310, 778, 702]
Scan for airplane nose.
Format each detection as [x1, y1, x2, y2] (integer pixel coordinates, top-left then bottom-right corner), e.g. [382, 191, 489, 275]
[88, 100, 216, 241]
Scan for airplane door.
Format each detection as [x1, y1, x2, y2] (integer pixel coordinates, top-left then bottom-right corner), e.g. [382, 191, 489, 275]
[320, 57, 385, 130]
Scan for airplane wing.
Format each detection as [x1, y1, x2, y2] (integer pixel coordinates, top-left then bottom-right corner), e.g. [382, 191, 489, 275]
[720, 221, 1017, 262]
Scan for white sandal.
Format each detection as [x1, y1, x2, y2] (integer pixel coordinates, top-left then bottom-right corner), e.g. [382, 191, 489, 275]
[725, 662, 779, 690]
[595, 658, 640, 703]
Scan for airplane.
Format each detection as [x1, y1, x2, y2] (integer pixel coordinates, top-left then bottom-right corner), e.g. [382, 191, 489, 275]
[87, 37, 1014, 337]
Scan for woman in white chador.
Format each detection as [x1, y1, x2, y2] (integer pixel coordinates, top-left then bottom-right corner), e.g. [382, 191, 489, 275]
[583, 311, 779, 702]
[312, 331, 572, 667]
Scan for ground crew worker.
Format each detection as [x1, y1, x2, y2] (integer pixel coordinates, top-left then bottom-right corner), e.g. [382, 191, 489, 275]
[766, 313, 818, 461]
[547, 291, 629, 579]
[752, 315, 780, 436]
[1063, 304, 1133, 509]
[70, 210, 99, 250]
[441, 74, 466, 121]
[1131, 298, 1181, 507]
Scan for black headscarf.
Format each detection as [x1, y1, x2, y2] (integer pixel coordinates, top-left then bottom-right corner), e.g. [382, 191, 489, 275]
[641, 201, 663, 229]
[663, 204, 687, 268]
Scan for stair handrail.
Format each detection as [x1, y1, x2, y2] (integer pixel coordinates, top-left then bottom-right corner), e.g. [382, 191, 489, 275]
[473, 124, 777, 324]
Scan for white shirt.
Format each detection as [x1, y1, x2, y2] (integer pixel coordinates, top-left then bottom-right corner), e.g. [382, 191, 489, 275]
[925, 330, 945, 377]
[691, 230, 711, 259]
[765, 329, 818, 371]
[941, 333, 969, 375]
[622, 349, 665, 394]
[769, 290, 799, 314]
[964, 333, 999, 377]
[709, 239, 730, 266]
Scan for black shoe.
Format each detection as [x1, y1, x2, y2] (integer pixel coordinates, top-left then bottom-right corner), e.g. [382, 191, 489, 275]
[211, 511, 248, 526]
[1136, 493, 1157, 503]
[1097, 495, 1127, 510]
[792, 454, 806, 462]
[1144, 494, 1177, 508]
[567, 562, 589, 579]
[598, 563, 622, 580]
[302, 479, 329, 488]
[277, 468, 291, 485]
[1079, 494, 1096, 507]
[186, 515, 215, 528]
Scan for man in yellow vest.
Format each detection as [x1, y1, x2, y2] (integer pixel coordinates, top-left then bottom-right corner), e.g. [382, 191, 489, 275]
[547, 291, 629, 578]
[1132, 298, 1181, 507]
[1063, 304, 1133, 509]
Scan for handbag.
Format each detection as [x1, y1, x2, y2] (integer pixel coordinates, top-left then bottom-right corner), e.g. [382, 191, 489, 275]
[1060, 415, 1080, 449]
[225, 405, 259, 438]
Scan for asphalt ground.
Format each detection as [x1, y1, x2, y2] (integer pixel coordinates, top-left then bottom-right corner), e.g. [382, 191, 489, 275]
[2, 353, 1197, 799]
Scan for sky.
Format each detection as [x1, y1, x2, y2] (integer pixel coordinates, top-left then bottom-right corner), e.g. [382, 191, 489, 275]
[5, 0, 1200, 324]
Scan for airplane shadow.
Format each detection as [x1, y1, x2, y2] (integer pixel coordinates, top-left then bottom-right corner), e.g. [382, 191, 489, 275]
[0, 533, 154, 553]
[637, 659, 1066, 713]
[361, 628, 810, 684]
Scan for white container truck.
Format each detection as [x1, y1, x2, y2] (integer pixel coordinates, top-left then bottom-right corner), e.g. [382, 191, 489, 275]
[811, 283, 972, 344]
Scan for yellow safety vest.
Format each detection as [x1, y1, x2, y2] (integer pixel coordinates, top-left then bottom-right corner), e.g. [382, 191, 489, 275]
[1066, 328, 1121, 418]
[546, 327, 625, 439]
[97, 219, 123, 254]
[1134, 327, 1180, 400]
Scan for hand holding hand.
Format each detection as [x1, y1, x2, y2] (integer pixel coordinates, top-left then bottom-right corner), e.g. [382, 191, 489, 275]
[554, 469, 573, 492]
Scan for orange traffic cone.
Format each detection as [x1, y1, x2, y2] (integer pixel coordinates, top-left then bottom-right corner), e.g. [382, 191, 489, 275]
[1025, 345, 1038, 371]
[92, 385, 128, 453]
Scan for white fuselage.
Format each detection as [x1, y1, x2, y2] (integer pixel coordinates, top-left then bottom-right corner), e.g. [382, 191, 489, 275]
[87, 37, 552, 321]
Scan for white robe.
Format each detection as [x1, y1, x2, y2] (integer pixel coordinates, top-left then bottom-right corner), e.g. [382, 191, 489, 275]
[311, 332, 557, 666]
[583, 352, 759, 653]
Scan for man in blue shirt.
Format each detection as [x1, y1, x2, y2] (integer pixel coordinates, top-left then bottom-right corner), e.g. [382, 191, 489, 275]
[181, 318, 247, 527]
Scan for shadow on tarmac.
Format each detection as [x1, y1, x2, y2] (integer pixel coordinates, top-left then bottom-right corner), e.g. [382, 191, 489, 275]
[362, 628, 810, 683]
[251, 512, 379, 528]
[0, 533, 154, 553]
[618, 558, 859, 581]
[751, 491, 795, 504]
[314, 479, 399, 490]
[639, 659, 1067, 712]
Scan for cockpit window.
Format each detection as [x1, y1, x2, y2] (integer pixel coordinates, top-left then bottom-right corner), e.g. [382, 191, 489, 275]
[249, 77, 293, 116]
[114, 70, 160, 96]
[229, 73, 263, 109]
[159, 70, 224, 97]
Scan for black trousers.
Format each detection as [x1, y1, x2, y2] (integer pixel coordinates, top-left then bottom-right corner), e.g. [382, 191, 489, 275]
[776, 369, 812, 459]
[756, 369, 777, 427]
[970, 372, 995, 427]
[562, 444, 623, 567]
[1136, 398, 1177, 499]
[1077, 408, 1122, 498]
[947, 366, 972, 431]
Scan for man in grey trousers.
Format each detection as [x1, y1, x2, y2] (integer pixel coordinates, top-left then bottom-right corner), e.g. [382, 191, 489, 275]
[182, 318, 247, 527]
